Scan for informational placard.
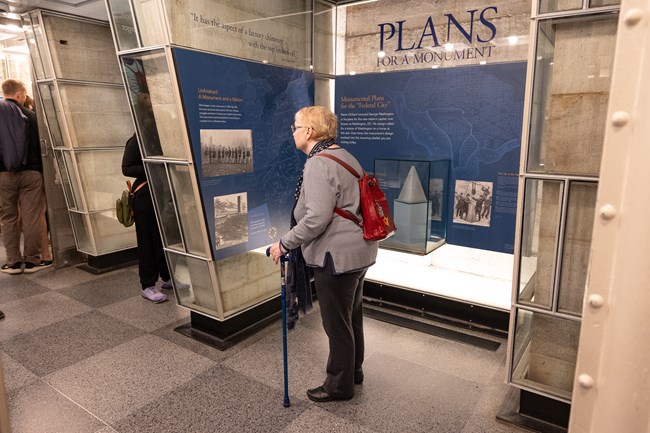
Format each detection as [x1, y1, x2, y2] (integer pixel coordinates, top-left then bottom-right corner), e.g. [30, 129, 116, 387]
[174, 48, 313, 260]
[335, 63, 526, 253]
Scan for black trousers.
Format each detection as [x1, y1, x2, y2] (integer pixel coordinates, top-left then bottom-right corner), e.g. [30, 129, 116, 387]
[133, 185, 170, 289]
[313, 258, 367, 398]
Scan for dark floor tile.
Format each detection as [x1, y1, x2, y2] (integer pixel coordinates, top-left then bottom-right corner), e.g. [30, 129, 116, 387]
[323, 352, 483, 433]
[8, 380, 106, 433]
[0, 273, 49, 304]
[59, 270, 142, 308]
[25, 265, 101, 291]
[1, 351, 38, 393]
[112, 364, 308, 433]
[0, 292, 92, 342]
[2, 311, 144, 376]
[281, 407, 379, 433]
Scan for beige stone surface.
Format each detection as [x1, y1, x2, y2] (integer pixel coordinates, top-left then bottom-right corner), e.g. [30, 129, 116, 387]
[44, 15, 122, 84]
[163, 0, 311, 69]
[341, 0, 531, 74]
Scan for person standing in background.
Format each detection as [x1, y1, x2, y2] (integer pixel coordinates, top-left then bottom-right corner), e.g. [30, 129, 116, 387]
[121, 133, 169, 303]
[0, 79, 50, 274]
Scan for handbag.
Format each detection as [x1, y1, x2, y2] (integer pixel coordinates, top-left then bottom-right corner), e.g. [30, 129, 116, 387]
[316, 153, 396, 241]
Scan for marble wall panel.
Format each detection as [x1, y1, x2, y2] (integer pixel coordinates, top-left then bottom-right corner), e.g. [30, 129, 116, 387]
[162, 0, 311, 69]
[134, 0, 166, 46]
[44, 16, 122, 84]
[342, 0, 532, 74]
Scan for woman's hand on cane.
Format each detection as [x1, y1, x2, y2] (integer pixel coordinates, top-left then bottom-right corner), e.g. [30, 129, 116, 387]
[269, 241, 285, 264]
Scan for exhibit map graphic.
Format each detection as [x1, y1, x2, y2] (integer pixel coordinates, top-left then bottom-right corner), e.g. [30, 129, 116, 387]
[336, 63, 526, 253]
[174, 48, 314, 260]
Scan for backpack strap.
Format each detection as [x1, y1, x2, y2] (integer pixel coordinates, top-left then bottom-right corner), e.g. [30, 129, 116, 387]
[315, 153, 362, 179]
[315, 153, 363, 227]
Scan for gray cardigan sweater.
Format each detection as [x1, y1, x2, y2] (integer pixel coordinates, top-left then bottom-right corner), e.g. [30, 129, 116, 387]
[281, 148, 378, 274]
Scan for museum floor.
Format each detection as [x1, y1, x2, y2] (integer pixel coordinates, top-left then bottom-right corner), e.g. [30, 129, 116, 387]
[0, 242, 525, 433]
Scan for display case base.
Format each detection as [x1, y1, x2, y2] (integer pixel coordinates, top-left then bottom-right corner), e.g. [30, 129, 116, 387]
[496, 388, 569, 433]
[175, 297, 282, 351]
[78, 247, 138, 275]
[363, 281, 509, 337]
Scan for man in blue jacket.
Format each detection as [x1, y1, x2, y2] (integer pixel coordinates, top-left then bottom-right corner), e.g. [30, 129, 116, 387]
[0, 79, 50, 274]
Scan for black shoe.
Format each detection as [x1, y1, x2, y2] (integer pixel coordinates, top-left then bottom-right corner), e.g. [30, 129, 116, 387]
[0, 310, 4, 320]
[354, 372, 364, 385]
[1, 262, 23, 275]
[23, 261, 53, 274]
[306, 385, 352, 403]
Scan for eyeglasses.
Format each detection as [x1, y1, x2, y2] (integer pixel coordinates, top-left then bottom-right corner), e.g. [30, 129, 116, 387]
[291, 124, 308, 133]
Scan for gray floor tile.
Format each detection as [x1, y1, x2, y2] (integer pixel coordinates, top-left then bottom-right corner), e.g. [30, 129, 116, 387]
[2, 311, 144, 376]
[322, 352, 483, 433]
[0, 273, 49, 304]
[8, 380, 106, 433]
[94, 427, 119, 433]
[112, 364, 308, 433]
[25, 265, 100, 290]
[281, 407, 379, 433]
[99, 295, 190, 332]
[59, 270, 141, 308]
[0, 291, 92, 342]
[375, 326, 505, 385]
[44, 334, 215, 423]
[1, 351, 38, 393]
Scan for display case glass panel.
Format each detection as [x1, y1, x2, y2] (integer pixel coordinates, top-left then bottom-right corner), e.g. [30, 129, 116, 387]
[87, 209, 137, 255]
[68, 212, 93, 254]
[526, 14, 618, 176]
[145, 162, 184, 252]
[53, 149, 76, 210]
[106, 0, 139, 51]
[518, 179, 563, 310]
[313, 0, 335, 75]
[217, 249, 280, 317]
[162, 1, 312, 70]
[42, 14, 122, 84]
[132, 0, 166, 47]
[538, 0, 582, 14]
[168, 164, 207, 258]
[38, 83, 66, 148]
[511, 308, 580, 401]
[76, 149, 129, 212]
[166, 251, 219, 316]
[315, 77, 335, 111]
[61, 150, 84, 210]
[22, 12, 53, 80]
[590, 0, 621, 6]
[56, 83, 131, 148]
[374, 159, 448, 255]
[121, 50, 188, 160]
[557, 181, 597, 315]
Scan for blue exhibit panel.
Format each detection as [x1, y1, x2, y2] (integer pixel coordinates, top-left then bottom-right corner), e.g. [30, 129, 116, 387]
[174, 48, 314, 260]
[335, 63, 526, 253]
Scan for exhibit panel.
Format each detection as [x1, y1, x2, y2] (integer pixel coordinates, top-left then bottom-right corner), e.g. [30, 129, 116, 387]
[507, 4, 619, 404]
[22, 10, 137, 257]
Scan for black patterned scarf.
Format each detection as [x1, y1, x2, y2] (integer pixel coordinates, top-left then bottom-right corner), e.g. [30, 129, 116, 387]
[293, 138, 337, 203]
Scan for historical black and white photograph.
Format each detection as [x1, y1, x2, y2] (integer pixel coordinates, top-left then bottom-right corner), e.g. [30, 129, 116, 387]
[214, 192, 249, 249]
[453, 180, 493, 227]
[201, 129, 253, 177]
[429, 178, 444, 221]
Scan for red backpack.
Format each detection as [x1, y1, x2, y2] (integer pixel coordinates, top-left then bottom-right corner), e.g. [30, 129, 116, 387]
[316, 153, 396, 241]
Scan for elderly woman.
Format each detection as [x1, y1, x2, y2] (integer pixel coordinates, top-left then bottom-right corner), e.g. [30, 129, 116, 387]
[269, 106, 378, 402]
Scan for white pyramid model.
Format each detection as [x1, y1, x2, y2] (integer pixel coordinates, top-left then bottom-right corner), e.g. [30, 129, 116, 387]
[397, 166, 428, 203]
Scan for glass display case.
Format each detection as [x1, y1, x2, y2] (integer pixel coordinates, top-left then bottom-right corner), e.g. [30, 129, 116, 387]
[22, 10, 136, 257]
[374, 159, 449, 255]
[507, 6, 619, 404]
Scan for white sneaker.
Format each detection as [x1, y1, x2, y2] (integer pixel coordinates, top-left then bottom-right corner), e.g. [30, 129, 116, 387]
[141, 287, 167, 303]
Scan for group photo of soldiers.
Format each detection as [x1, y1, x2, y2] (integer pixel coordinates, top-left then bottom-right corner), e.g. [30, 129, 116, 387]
[200, 129, 254, 177]
[453, 180, 493, 228]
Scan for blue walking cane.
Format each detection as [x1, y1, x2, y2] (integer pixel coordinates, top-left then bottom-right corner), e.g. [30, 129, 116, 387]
[266, 246, 292, 408]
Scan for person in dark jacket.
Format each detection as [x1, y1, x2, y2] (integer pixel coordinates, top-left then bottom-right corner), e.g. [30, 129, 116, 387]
[121, 133, 169, 303]
[0, 79, 50, 274]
